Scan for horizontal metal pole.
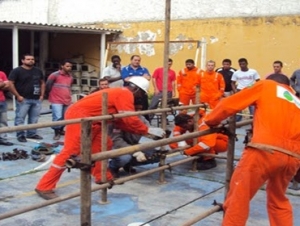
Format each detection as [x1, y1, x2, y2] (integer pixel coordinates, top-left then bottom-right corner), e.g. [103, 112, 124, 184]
[0, 155, 198, 220]
[0, 104, 204, 133]
[108, 40, 199, 45]
[181, 205, 222, 226]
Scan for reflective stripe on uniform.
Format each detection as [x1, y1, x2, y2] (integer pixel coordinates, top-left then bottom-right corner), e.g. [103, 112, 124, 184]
[198, 142, 210, 150]
[51, 163, 66, 169]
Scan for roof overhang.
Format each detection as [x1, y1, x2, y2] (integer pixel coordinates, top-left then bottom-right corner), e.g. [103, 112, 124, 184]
[0, 20, 122, 35]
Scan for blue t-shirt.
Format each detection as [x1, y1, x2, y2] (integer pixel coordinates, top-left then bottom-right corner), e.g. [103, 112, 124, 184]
[121, 65, 150, 81]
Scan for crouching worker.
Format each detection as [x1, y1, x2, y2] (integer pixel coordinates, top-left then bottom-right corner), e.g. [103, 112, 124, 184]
[35, 76, 166, 200]
[170, 112, 228, 170]
[109, 98, 161, 177]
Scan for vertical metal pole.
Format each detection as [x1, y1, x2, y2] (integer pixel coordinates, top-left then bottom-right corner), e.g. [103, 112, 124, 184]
[224, 116, 236, 198]
[158, 0, 171, 184]
[80, 120, 92, 226]
[191, 86, 200, 172]
[100, 33, 106, 77]
[200, 37, 207, 70]
[100, 92, 109, 203]
[12, 26, 19, 111]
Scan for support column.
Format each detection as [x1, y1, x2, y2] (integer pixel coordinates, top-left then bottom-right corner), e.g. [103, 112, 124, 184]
[100, 33, 106, 78]
[12, 26, 19, 110]
[39, 31, 49, 73]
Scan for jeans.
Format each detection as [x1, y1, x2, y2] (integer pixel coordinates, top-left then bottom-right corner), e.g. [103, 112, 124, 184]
[0, 101, 8, 140]
[15, 98, 42, 137]
[235, 89, 255, 122]
[109, 154, 132, 171]
[51, 103, 69, 130]
[149, 91, 173, 110]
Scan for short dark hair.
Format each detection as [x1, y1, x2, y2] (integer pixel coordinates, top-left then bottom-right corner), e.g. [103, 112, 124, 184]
[111, 55, 121, 62]
[60, 59, 73, 66]
[222, 59, 232, 64]
[174, 114, 192, 126]
[130, 55, 140, 60]
[273, 60, 283, 67]
[99, 78, 108, 84]
[168, 58, 173, 63]
[21, 53, 34, 60]
[266, 74, 290, 86]
[185, 59, 194, 64]
[238, 58, 248, 64]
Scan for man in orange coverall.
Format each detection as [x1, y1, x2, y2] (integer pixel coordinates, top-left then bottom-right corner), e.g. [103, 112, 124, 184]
[177, 59, 202, 105]
[35, 76, 166, 200]
[169, 111, 228, 170]
[200, 60, 225, 109]
[204, 74, 300, 226]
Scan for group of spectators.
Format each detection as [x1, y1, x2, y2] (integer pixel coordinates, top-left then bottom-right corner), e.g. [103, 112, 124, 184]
[2, 53, 300, 226]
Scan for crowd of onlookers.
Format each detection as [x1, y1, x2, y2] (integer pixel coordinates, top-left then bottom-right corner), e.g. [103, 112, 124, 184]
[0, 53, 299, 148]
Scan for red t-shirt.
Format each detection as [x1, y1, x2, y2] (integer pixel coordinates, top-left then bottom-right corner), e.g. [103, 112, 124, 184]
[152, 67, 176, 91]
[0, 71, 8, 102]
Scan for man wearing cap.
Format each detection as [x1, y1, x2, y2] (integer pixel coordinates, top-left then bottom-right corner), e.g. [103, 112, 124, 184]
[35, 76, 165, 200]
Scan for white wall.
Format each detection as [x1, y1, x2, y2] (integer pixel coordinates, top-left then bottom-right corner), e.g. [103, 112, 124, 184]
[0, 0, 49, 23]
[0, 0, 300, 24]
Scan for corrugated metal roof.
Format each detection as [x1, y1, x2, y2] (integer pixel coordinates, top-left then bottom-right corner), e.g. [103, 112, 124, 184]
[0, 20, 122, 34]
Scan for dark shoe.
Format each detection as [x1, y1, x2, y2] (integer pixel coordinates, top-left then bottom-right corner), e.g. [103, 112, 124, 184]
[35, 189, 58, 200]
[197, 158, 217, 170]
[27, 134, 43, 140]
[59, 130, 65, 136]
[17, 136, 27, 143]
[53, 130, 61, 140]
[108, 167, 120, 178]
[123, 164, 137, 174]
[0, 140, 14, 146]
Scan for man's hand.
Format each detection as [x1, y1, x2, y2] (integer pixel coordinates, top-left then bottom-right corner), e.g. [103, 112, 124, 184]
[148, 127, 166, 138]
[178, 141, 188, 147]
[16, 96, 24, 102]
[133, 151, 147, 162]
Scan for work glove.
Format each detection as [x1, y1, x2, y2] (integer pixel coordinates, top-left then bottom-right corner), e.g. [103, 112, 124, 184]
[133, 151, 147, 162]
[178, 141, 188, 147]
[148, 127, 166, 138]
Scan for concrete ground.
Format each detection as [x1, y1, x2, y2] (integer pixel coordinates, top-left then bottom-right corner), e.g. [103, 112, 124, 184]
[0, 99, 299, 226]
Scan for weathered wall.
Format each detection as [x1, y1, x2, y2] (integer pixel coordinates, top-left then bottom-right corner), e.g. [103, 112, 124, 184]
[103, 16, 300, 77]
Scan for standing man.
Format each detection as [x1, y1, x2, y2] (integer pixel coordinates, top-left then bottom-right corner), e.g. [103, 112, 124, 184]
[266, 60, 287, 78]
[177, 59, 202, 105]
[290, 66, 300, 97]
[35, 76, 165, 200]
[216, 59, 236, 97]
[101, 55, 123, 88]
[46, 59, 73, 140]
[9, 54, 45, 142]
[204, 74, 300, 226]
[121, 55, 151, 121]
[231, 58, 260, 121]
[200, 60, 225, 109]
[0, 70, 13, 146]
[149, 58, 176, 110]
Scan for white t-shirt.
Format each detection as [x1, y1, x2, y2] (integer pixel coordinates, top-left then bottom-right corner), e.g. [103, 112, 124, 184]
[231, 69, 260, 90]
[101, 65, 123, 88]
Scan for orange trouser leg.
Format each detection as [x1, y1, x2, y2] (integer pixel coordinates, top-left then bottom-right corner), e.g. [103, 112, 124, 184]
[266, 153, 299, 226]
[214, 134, 228, 153]
[179, 93, 195, 105]
[222, 148, 300, 226]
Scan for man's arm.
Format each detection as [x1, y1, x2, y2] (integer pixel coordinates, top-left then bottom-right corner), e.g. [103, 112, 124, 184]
[142, 68, 151, 81]
[9, 81, 23, 102]
[290, 71, 297, 89]
[231, 81, 237, 93]
[102, 66, 122, 83]
[40, 79, 45, 101]
[172, 80, 176, 97]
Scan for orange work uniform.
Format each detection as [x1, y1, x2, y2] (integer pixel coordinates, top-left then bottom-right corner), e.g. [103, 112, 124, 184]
[199, 71, 225, 109]
[36, 87, 149, 192]
[169, 117, 228, 158]
[205, 80, 300, 226]
[177, 67, 202, 105]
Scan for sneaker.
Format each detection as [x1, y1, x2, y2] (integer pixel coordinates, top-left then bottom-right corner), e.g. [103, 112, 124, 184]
[0, 140, 14, 146]
[59, 130, 65, 135]
[197, 158, 217, 170]
[17, 135, 27, 143]
[35, 188, 58, 200]
[26, 134, 43, 140]
[53, 130, 61, 140]
[123, 164, 137, 174]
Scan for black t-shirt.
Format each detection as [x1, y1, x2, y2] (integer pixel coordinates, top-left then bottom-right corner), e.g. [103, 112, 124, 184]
[216, 67, 236, 92]
[9, 66, 44, 99]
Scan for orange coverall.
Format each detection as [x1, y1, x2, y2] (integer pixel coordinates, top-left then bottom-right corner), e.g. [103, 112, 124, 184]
[205, 80, 300, 226]
[199, 71, 225, 109]
[36, 87, 148, 191]
[177, 67, 202, 105]
[169, 117, 228, 158]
